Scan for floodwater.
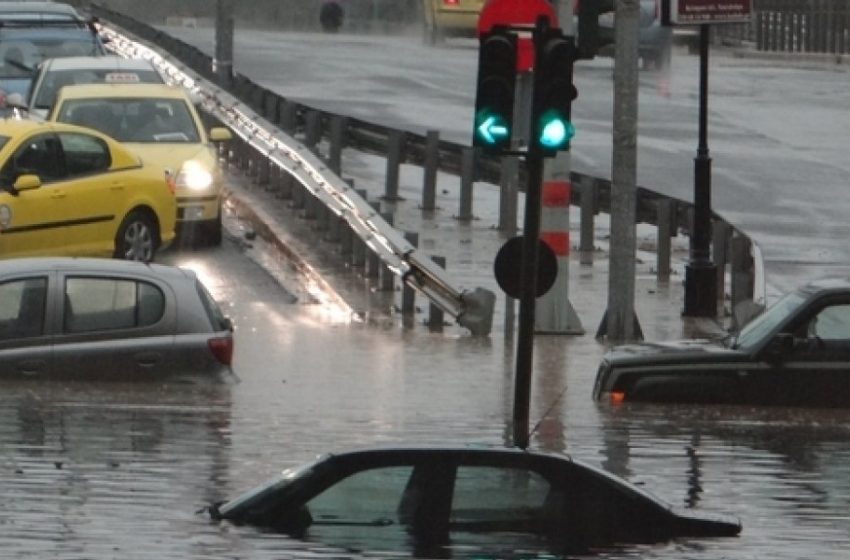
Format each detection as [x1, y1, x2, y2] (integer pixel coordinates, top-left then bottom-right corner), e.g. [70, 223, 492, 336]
[2, 236, 849, 560]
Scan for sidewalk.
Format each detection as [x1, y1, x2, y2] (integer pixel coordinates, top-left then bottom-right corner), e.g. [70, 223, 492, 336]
[222, 145, 729, 343]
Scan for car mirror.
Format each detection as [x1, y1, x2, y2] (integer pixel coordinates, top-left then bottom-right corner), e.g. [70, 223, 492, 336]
[209, 127, 232, 143]
[13, 174, 41, 192]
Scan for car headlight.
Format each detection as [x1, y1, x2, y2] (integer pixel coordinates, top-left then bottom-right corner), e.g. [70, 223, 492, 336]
[176, 160, 214, 191]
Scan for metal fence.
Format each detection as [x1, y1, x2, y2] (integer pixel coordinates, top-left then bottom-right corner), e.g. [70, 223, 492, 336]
[714, 0, 850, 54]
[89, 3, 767, 330]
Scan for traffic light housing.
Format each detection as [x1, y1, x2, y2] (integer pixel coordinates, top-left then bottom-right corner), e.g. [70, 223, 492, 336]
[472, 26, 517, 153]
[531, 29, 578, 155]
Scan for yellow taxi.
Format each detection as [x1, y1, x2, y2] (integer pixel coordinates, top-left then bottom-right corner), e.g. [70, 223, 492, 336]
[0, 119, 176, 262]
[48, 83, 232, 246]
[422, 0, 486, 43]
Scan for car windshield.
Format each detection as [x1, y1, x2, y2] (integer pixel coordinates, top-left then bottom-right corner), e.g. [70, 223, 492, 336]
[33, 68, 164, 109]
[0, 35, 101, 78]
[732, 290, 807, 350]
[57, 97, 201, 143]
[219, 463, 316, 514]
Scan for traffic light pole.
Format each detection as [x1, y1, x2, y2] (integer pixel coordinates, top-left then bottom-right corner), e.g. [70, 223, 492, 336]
[683, 24, 717, 317]
[513, 148, 544, 450]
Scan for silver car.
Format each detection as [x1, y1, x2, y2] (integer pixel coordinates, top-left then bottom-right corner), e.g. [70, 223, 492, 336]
[0, 257, 234, 379]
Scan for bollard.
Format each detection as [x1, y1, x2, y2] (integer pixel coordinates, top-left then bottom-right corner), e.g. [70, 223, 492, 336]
[457, 147, 474, 221]
[656, 198, 674, 281]
[579, 176, 595, 265]
[384, 130, 404, 201]
[422, 130, 439, 211]
[328, 116, 347, 175]
[498, 157, 519, 232]
[713, 221, 731, 309]
[401, 232, 418, 316]
[428, 256, 446, 331]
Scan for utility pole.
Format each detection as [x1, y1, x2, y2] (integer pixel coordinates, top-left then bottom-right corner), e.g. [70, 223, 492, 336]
[214, 0, 234, 89]
[601, 0, 640, 342]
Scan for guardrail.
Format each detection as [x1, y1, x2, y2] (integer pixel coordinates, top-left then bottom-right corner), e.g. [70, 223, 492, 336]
[90, 3, 767, 331]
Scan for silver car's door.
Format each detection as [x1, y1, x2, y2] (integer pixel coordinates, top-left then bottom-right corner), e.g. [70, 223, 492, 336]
[0, 274, 53, 377]
[51, 272, 176, 379]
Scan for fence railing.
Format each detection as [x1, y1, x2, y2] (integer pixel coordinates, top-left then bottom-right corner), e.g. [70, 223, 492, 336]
[714, 0, 850, 54]
[90, 3, 767, 331]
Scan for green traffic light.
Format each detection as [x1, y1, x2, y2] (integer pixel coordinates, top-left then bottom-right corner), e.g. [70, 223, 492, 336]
[475, 112, 510, 146]
[538, 110, 575, 149]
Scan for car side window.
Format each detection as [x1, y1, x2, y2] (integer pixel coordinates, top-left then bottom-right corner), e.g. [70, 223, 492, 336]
[809, 304, 850, 340]
[450, 466, 551, 532]
[64, 277, 164, 333]
[305, 466, 413, 526]
[0, 133, 67, 185]
[58, 133, 111, 177]
[0, 277, 48, 340]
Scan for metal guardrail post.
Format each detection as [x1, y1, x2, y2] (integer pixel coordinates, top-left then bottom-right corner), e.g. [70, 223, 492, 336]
[579, 176, 595, 265]
[367, 201, 382, 279]
[656, 198, 673, 281]
[305, 110, 322, 149]
[457, 147, 474, 221]
[279, 100, 297, 133]
[380, 211, 395, 291]
[428, 256, 446, 331]
[329, 115, 346, 175]
[402, 232, 418, 316]
[349, 189, 369, 267]
[422, 130, 439, 211]
[384, 130, 404, 201]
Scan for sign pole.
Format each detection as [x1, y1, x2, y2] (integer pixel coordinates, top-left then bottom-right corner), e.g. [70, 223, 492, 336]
[683, 23, 717, 316]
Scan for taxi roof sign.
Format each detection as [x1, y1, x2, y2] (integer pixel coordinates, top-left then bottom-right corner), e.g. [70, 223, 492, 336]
[104, 72, 141, 83]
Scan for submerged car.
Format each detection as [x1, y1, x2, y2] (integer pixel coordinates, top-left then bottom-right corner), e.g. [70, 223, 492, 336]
[422, 0, 485, 44]
[49, 83, 232, 246]
[27, 55, 165, 118]
[594, 278, 850, 407]
[0, 257, 233, 378]
[0, 1, 108, 97]
[210, 446, 740, 556]
[0, 119, 176, 261]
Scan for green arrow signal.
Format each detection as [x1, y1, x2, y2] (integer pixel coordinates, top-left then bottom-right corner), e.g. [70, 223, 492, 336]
[476, 115, 510, 145]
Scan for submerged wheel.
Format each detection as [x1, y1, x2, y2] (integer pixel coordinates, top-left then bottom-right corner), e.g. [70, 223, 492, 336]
[114, 211, 158, 262]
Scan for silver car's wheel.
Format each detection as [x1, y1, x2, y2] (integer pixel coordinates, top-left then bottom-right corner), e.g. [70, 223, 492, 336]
[114, 211, 158, 262]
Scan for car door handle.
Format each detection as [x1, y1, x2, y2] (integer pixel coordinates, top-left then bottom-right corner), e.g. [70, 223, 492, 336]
[17, 359, 47, 375]
[50, 190, 66, 199]
[135, 352, 161, 368]
[110, 182, 125, 191]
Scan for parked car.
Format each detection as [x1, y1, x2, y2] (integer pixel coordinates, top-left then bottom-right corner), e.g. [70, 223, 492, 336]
[0, 119, 176, 261]
[0, 1, 108, 97]
[422, 0, 486, 44]
[210, 446, 741, 556]
[0, 256, 233, 378]
[26, 55, 165, 118]
[49, 83, 232, 246]
[595, 0, 672, 70]
[593, 278, 850, 407]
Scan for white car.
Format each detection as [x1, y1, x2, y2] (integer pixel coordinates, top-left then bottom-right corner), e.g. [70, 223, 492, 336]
[26, 55, 165, 118]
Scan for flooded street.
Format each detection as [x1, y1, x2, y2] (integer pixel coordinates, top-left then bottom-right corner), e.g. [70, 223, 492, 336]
[2, 236, 849, 559]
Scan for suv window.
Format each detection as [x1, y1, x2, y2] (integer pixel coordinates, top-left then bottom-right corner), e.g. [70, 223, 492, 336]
[0, 277, 47, 339]
[64, 277, 164, 333]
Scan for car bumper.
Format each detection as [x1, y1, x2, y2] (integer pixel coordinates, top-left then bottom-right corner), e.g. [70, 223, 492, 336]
[177, 194, 221, 223]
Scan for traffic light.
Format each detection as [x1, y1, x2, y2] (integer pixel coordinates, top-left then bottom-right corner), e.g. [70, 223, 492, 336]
[472, 26, 517, 153]
[531, 29, 578, 155]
